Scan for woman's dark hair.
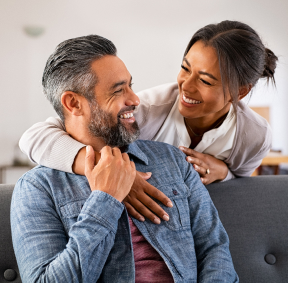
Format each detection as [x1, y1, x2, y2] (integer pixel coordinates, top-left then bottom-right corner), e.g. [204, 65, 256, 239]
[184, 20, 278, 108]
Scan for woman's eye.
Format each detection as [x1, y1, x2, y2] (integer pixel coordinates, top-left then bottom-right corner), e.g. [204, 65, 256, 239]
[200, 79, 212, 86]
[181, 64, 189, 72]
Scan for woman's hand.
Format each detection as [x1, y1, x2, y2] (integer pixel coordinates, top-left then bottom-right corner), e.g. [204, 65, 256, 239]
[123, 171, 173, 224]
[77, 146, 173, 224]
[179, 146, 228, 185]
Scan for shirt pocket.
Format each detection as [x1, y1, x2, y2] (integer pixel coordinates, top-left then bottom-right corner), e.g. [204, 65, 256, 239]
[157, 182, 190, 231]
[59, 199, 87, 231]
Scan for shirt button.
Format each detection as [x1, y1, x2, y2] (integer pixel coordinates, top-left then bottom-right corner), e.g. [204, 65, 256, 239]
[172, 190, 178, 195]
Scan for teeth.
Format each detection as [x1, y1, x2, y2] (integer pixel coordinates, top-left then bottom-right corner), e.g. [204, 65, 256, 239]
[120, 112, 134, 119]
[183, 94, 201, 104]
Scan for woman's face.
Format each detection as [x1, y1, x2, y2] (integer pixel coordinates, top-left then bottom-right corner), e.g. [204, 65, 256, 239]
[177, 40, 231, 120]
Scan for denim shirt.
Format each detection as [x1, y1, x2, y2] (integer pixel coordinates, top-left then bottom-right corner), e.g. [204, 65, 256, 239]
[11, 140, 238, 283]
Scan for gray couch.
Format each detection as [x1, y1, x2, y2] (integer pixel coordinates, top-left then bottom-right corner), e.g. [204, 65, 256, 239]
[1, 175, 288, 282]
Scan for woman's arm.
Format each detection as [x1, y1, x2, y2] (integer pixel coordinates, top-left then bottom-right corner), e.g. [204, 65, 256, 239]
[19, 117, 172, 223]
[19, 117, 85, 173]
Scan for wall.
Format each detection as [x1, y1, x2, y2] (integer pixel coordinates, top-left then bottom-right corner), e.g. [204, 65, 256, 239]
[1, 0, 288, 166]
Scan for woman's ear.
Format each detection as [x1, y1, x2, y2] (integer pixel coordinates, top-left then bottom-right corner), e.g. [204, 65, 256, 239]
[238, 84, 252, 101]
[61, 91, 84, 116]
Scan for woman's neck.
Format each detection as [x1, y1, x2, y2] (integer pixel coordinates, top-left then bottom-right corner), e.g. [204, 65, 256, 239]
[185, 103, 231, 145]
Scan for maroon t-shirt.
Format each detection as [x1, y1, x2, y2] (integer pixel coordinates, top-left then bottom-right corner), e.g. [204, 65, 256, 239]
[128, 217, 174, 283]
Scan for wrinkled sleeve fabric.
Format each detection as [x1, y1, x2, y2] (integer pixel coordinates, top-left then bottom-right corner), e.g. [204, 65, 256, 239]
[222, 169, 236, 182]
[179, 152, 238, 282]
[19, 117, 85, 173]
[11, 177, 124, 283]
[225, 103, 273, 179]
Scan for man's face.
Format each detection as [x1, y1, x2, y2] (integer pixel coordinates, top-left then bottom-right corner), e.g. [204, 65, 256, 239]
[87, 55, 140, 147]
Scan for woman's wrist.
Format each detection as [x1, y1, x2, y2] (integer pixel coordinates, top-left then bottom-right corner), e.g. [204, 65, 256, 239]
[72, 146, 101, 175]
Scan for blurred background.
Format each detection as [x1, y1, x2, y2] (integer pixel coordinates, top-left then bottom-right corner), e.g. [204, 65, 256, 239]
[1, 0, 288, 183]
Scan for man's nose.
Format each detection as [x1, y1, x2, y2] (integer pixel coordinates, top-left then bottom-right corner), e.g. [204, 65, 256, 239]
[125, 90, 140, 106]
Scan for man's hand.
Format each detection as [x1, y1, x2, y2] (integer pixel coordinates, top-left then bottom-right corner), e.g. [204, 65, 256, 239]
[179, 146, 228, 185]
[85, 145, 136, 202]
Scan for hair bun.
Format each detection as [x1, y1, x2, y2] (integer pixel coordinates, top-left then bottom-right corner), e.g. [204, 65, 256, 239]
[262, 48, 278, 83]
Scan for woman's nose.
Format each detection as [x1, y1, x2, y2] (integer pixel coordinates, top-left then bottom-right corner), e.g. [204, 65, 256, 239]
[182, 75, 197, 93]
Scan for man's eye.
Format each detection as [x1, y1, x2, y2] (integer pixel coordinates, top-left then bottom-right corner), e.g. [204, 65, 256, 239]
[129, 83, 134, 89]
[114, 89, 122, 94]
[181, 65, 189, 72]
[200, 79, 212, 86]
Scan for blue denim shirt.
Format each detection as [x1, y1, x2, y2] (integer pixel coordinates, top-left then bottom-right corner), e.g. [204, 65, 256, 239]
[11, 140, 238, 283]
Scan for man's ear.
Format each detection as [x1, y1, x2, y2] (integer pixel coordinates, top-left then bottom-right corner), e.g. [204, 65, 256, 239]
[238, 84, 252, 101]
[61, 91, 84, 116]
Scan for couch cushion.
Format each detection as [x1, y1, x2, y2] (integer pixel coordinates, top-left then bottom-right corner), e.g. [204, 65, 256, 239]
[207, 175, 288, 283]
[0, 184, 21, 283]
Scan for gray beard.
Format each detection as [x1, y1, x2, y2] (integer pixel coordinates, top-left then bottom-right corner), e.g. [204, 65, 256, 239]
[88, 101, 140, 148]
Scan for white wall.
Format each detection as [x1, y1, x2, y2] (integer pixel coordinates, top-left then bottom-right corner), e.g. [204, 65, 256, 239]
[1, 0, 288, 166]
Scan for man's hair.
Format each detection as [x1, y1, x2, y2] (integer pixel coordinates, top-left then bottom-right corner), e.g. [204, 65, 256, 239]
[42, 35, 117, 121]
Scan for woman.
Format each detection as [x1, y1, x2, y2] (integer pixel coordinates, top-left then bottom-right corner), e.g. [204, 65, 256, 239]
[20, 20, 277, 223]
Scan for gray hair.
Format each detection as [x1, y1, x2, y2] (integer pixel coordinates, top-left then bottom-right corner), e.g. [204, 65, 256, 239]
[42, 35, 117, 121]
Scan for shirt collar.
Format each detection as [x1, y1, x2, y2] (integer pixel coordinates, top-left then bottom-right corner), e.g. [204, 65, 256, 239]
[125, 142, 149, 165]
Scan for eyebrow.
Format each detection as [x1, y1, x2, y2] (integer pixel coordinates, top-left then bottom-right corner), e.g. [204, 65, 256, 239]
[183, 57, 218, 81]
[109, 76, 132, 91]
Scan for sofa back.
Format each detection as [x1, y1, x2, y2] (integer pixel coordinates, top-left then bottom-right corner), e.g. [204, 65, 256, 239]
[0, 184, 21, 282]
[207, 175, 288, 282]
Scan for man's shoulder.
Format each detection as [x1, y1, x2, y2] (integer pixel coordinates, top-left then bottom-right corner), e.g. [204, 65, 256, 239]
[14, 166, 85, 196]
[134, 140, 187, 165]
[18, 165, 70, 182]
[135, 139, 182, 153]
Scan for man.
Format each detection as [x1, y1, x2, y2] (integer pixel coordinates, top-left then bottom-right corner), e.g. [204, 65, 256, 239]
[11, 35, 238, 282]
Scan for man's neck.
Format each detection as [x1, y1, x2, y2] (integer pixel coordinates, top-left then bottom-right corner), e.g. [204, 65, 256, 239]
[65, 119, 106, 152]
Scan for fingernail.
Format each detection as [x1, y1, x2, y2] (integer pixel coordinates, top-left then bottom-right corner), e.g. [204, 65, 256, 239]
[146, 172, 152, 176]
[194, 164, 199, 170]
[86, 145, 90, 153]
[163, 214, 169, 221]
[138, 216, 145, 222]
[179, 146, 185, 151]
[167, 201, 173, 207]
[188, 157, 193, 162]
[153, 217, 161, 224]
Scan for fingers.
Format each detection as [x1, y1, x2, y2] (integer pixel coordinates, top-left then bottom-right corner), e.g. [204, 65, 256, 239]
[137, 171, 152, 181]
[100, 145, 113, 159]
[123, 201, 145, 222]
[179, 146, 200, 157]
[193, 164, 209, 177]
[121, 152, 130, 162]
[186, 155, 205, 166]
[85, 145, 95, 176]
[144, 183, 173, 208]
[112, 147, 121, 157]
[185, 155, 209, 177]
[130, 160, 136, 171]
[125, 195, 163, 224]
[200, 177, 209, 185]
